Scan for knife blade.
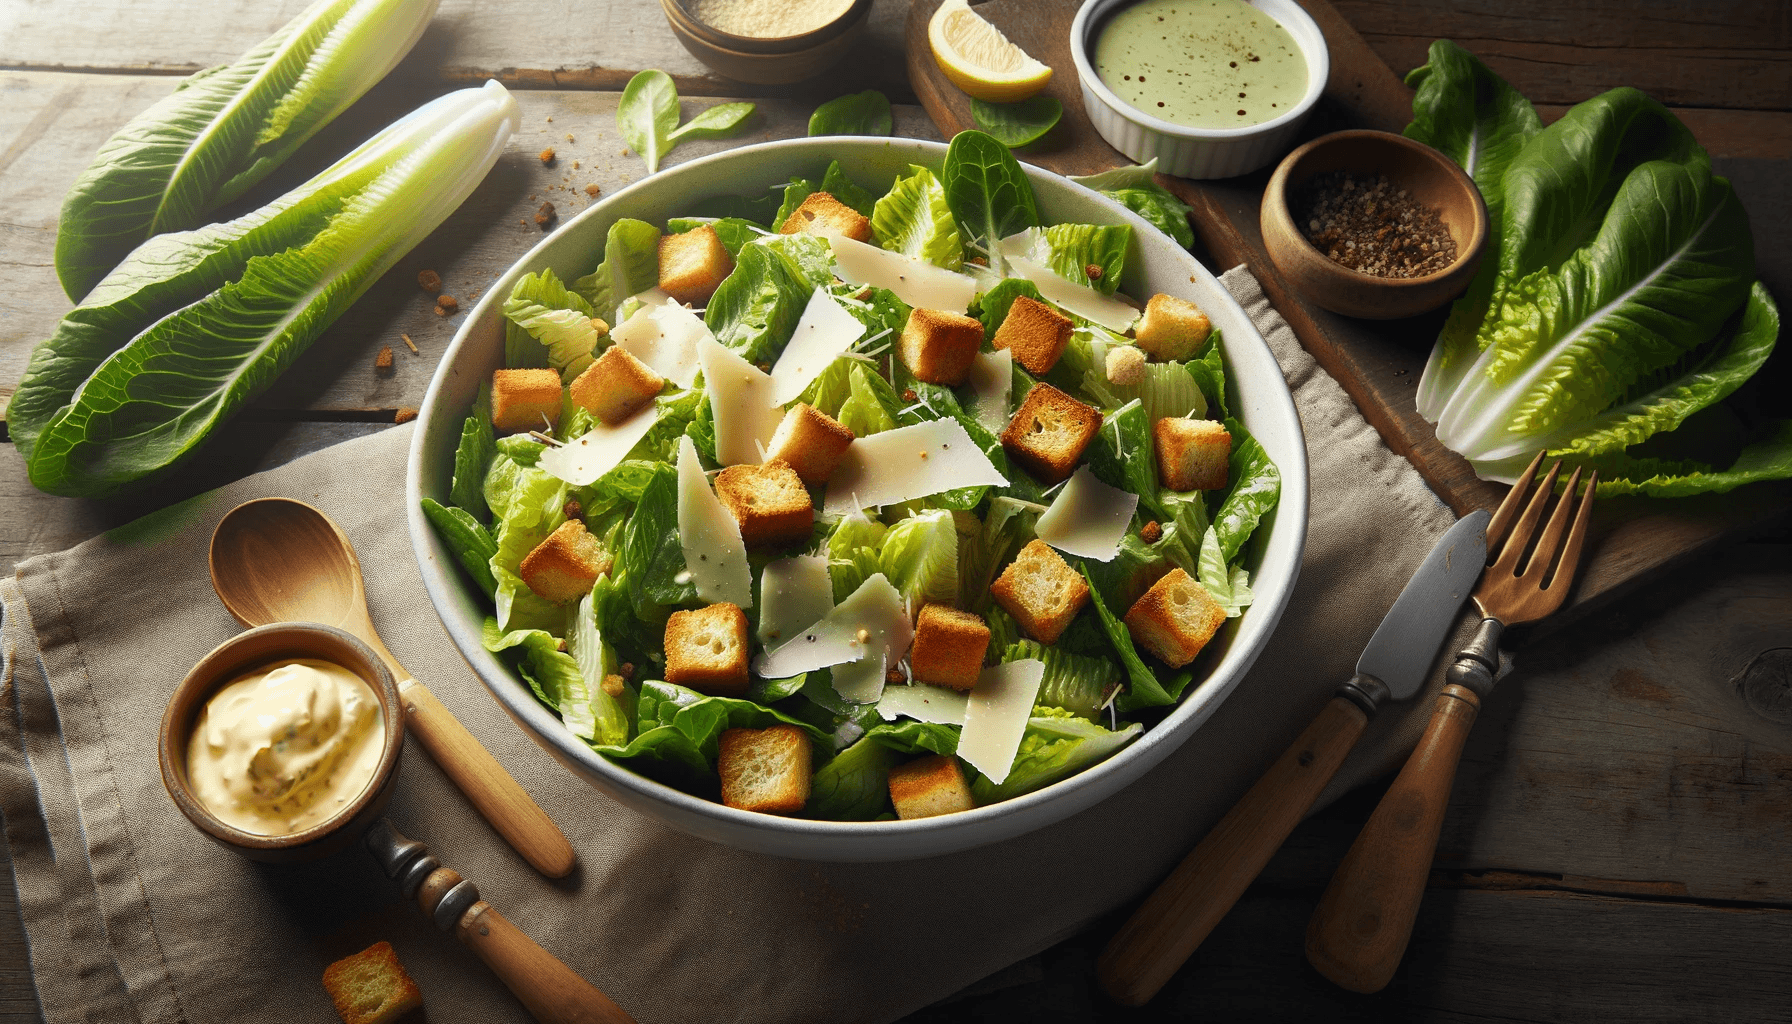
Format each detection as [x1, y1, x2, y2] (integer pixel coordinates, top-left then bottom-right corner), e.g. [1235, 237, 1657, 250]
[1097, 510, 1492, 1007]
[1353, 509, 1490, 704]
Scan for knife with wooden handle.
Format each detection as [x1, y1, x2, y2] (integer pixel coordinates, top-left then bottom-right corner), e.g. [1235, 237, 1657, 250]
[1097, 510, 1489, 1006]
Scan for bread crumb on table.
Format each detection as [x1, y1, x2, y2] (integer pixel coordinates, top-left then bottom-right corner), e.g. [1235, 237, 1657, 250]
[539, 146, 556, 164]
[535, 201, 556, 228]
[394, 407, 418, 424]
[374, 347, 394, 373]
[416, 269, 440, 293]
[585, 183, 602, 197]
[399, 333, 418, 354]
[435, 294, 459, 316]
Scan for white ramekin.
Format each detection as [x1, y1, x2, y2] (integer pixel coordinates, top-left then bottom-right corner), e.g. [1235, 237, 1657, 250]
[1070, 0, 1330, 179]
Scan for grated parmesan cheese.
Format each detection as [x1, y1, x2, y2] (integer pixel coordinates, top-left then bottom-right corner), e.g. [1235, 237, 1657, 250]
[691, 0, 853, 38]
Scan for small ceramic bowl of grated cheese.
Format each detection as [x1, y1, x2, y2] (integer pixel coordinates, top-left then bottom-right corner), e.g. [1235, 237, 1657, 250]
[661, 0, 873, 85]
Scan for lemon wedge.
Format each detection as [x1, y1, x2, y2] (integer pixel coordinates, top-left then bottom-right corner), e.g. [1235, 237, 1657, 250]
[928, 0, 1053, 103]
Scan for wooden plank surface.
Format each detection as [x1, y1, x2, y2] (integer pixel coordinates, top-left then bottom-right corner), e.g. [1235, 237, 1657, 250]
[904, 0, 1792, 628]
[0, 0, 919, 99]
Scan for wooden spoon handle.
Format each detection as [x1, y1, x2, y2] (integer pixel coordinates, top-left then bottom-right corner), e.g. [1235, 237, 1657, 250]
[400, 679, 576, 878]
[1097, 695, 1370, 1006]
[456, 901, 637, 1024]
[1305, 683, 1481, 993]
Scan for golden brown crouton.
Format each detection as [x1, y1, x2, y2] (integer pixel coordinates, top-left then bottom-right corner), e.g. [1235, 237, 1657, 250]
[519, 519, 610, 603]
[322, 941, 423, 1024]
[989, 540, 1090, 645]
[1000, 383, 1102, 485]
[719, 724, 812, 814]
[899, 308, 984, 386]
[778, 191, 873, 242]
[1155, 417, 1231, 491]
[664, 603, 750, 696]
[765, 403, 855, 485]
[490, 368, 562, 434]
[1124, 568, 1226, 668]
[888, 754, 975, 819]
[713, 459, 814, 548]
[992, 295, 1074, 375]
[659, 225, 735, 306]
[1133, 293, 1212, 361]
[909, 605, 992, 690]
[570, 344, 662, 425]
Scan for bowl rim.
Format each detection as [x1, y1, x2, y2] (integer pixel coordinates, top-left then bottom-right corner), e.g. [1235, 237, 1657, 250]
[663, 0, 872, 52]
[158, 622, 404, 851]
[1264, 129, 1491, 291]
[1068, 0, 1331, 142]
[406, 135, 1309, 854]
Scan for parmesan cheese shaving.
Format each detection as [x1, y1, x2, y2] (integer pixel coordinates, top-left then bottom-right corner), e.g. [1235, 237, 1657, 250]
[1035, 466, 1139, 561]
[612, 300, 709, 388]
[757, 555, 833, 645]
[957, 659, 1044, 784]
[770, 289, 864, 406]
[697, 336, 784, 465]
[535, 405, 659, 486]
[821, 418, 1008, 515]
[875, 682, 969, 726]
[828, 233, 977, 312]
[1006, 255, 1140, 333]
[675, 436, 752, 607]
[966, 348, 1012, 432]
[753, 573, 913, 704]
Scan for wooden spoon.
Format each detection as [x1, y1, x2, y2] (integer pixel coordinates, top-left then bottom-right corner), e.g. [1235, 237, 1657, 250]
[209, 497, 576, 878]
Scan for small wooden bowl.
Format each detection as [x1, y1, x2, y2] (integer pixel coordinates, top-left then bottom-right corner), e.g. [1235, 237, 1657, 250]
[660, 0, 871, 85]
[1261, 130, 1488, 320]
[158, 623, 405, 863]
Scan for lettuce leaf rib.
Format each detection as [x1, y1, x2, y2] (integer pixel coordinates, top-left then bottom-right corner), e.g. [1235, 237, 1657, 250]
[54, 0, 439, 301]
[21, 81, 519, 498]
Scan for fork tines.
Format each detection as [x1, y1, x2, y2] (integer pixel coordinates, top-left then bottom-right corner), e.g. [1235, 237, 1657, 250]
[1483, 451, 1597, 620]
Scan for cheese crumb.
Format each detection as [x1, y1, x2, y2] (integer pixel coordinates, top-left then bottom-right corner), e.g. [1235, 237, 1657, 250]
[1106, 345, 1145, 386]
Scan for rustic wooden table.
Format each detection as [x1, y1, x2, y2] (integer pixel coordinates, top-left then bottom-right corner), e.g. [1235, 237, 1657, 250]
[2, 1, 1788, 1021]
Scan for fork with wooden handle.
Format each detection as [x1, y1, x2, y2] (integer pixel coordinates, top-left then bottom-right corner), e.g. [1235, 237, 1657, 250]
[1304, 452, 1596, 993]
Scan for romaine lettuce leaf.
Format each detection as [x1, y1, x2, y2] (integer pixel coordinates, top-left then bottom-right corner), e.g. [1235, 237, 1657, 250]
[503, 268, 604, 381]
[804, 734, 896, 820]
[704, 240, 812, 366]
[880, 509, 960, 610]
[871, 165, 964, 270]
[1004, 640, 1121, 720]
[1212, 418, 1281, 563]
[571, 217, 661, 323]
[570, 591, 631, 745]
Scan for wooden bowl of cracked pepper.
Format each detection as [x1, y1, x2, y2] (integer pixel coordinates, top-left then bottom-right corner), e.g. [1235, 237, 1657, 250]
[1260, 129, 1487, 320]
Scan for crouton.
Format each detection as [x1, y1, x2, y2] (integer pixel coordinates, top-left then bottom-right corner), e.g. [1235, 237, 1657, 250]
[659, 225, 735, 306]
[714, 459, 814, 548]
[1155, 417, 1231, 491]
[1133, 293, 1212, 361]
[490, 368, 562, 434]
[989, 540, 1090, 645]
[569, 344, 661, 425]
[899, 308, 984, 386]
[888, 754, 975, 819]
[1000, 383, 1102, 485]
[519, 519, 610, 603]
[1124, 568, 1226, 668]
[909, 605, 991, 691]
[1106, 344, 1146, 386]
[664, 603, 750, 696]
[765, 403, 855, 485]
[778, 191, 873, 243]
[992, 295, 1074, 375]
[322, 942, 423, 1024]
[719, 724, 812, 814]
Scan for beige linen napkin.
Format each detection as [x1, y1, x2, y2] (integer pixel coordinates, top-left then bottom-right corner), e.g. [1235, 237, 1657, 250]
[1, 266, 1469, 1024]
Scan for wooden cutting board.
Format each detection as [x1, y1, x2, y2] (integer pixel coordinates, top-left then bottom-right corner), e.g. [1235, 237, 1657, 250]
[906, 0, 1792, 629]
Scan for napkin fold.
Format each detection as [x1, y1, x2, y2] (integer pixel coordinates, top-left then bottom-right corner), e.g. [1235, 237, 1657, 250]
[1, 267, 1469, 1024]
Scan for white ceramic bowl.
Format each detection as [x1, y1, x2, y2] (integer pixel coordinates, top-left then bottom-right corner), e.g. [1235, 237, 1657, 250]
[407, 136, 1309, 861]
[1070, 0, 1330, 179]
